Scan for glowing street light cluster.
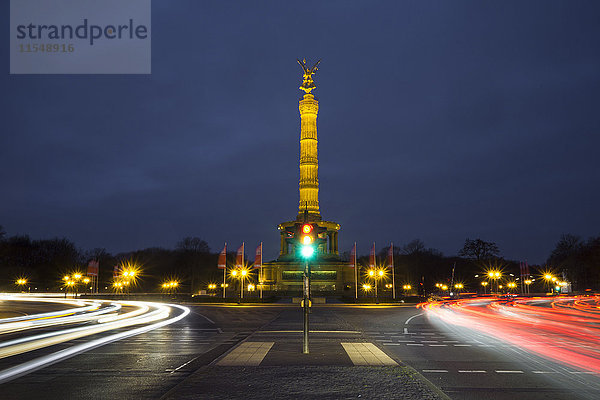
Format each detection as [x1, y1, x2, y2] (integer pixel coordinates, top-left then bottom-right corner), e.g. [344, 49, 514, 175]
[113, 265, 140, 294]
[62, 272, 90, 297]
[366, 268, 387, 304]
[162, 281, 179, 290]
[230, 266, 251, 300]
[487, 270, 502, 293]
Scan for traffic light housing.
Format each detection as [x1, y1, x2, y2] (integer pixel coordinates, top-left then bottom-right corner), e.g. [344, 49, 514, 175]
[298, 223, 316, 259]
[294, 223, 329, 259]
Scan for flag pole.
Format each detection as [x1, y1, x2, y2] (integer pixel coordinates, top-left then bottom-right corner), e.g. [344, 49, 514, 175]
[223, 242, 227, 299]
[241, 242, 245, 300]
[354, 242, 358, 300]
[259, 242, 263, 300]
[391, 243, 396, 300]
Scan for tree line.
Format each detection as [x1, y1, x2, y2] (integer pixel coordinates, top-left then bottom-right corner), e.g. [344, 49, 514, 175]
[0, 224, 598, 293]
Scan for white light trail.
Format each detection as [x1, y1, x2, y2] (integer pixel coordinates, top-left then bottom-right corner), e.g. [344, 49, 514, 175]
[0, 296, 190, 384]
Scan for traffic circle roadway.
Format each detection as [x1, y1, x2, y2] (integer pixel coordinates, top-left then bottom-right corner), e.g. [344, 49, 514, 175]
[1, 296, 600, 399]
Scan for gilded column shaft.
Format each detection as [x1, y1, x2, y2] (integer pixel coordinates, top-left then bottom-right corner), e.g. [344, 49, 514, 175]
[299, 93, 320, 216]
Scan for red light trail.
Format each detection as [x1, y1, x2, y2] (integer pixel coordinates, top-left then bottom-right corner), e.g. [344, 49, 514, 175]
[421, 296, 600, 374]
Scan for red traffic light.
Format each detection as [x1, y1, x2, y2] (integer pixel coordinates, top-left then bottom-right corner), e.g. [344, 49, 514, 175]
[302, 224, 313, 234]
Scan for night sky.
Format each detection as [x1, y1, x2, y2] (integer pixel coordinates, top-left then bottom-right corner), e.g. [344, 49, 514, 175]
[2, 1, 600, 264]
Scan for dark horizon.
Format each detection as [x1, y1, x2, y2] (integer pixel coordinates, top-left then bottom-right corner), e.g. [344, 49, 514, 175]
[2, 1, 600, 264]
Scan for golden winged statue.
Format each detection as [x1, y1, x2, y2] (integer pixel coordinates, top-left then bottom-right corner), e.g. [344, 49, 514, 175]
[297, 58, 321, 94]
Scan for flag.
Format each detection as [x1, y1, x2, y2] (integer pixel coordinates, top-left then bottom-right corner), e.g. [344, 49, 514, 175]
[113, 265, 120, 278]
[87, 260, 99, 277]
[254, 243, 262, 269]
[387, 243, 394, 269]
[218, 243, 227, 269]
[236, 243, 245, 267]
[369, 242, 376, 268]
[348, 243, 356, 268]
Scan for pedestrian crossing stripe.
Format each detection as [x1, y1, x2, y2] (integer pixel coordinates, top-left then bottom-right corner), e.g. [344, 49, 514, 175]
[341, 342, 398, 366]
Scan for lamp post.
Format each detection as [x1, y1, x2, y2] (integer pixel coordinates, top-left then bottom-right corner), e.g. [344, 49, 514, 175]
[542, 274, 554, 293]
[454, 283, 464, 296]
[481, 281, 489, 294]
[368, 269, 376, 303]
[231, 269, 239, 302]
[240, 269, 248, 299]
[524, 279, 532, 294]
[161, 280, 179, 295]
[15, 278, 29, 293]
[83, 277, 91, 295]
[488, 271, 501, 293]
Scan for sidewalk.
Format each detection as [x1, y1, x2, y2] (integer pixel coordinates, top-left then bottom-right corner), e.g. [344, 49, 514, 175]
[161, 334, 449, 400]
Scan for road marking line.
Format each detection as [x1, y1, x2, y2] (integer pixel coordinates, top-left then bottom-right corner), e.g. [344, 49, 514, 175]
[443, 341, 459, 343]
[422, 369, 448, 373]
[169, 356, 200, 373]
[569, 371, 595, 374]
[407, 343, 423, 346]
[404, 313, 423, 325]
[532, 371, 557, 374]
[397, 340, 415, 342]
[459, 370, 486, 373]
[495, 370, 524, 374]
[256, 330, 360, 334]
[341, 343, 398, 366]
[217, 342, 274, 366]
[422, 341, 438, 343]
[403, 328, 409, 334]
[454, 344, 471, 347]
[429, 344, 448, 347]
[383, 343, 401, 346]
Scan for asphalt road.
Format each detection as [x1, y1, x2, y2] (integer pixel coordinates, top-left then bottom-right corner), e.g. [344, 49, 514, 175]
[1, 299, 599, 399]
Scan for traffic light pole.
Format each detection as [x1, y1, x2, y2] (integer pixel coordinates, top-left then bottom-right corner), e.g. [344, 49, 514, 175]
[303, 260, 310, 354]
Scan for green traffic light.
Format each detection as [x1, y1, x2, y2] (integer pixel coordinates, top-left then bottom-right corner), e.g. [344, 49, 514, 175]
[301, 245, 314, 259]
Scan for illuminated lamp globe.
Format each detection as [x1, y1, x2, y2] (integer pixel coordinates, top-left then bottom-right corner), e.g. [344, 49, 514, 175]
[301, 245, 314, 259]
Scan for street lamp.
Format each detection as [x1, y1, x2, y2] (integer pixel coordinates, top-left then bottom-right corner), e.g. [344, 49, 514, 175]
[15, 278, 29, 292]
[230, 267, 251, 301]
[487, 271, 502, 293]
[83, 277, 91, 295]
[62, 272, 83, 297]
[507, 282, 517, 292]
[481, 281, 489, 294]
[367, 268, 386, 304]
[161, 280, 179, 294]
[542, 273, 556, 293]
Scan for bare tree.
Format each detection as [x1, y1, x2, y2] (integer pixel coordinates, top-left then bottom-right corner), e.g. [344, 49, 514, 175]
[176, 237, 210, 253]
[549, 234, 582, 263]
[458, 238, 499, 261]
[402, 239, 425, 255]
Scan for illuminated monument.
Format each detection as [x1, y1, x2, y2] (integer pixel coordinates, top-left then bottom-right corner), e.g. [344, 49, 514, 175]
[262, 60, 352, 294]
